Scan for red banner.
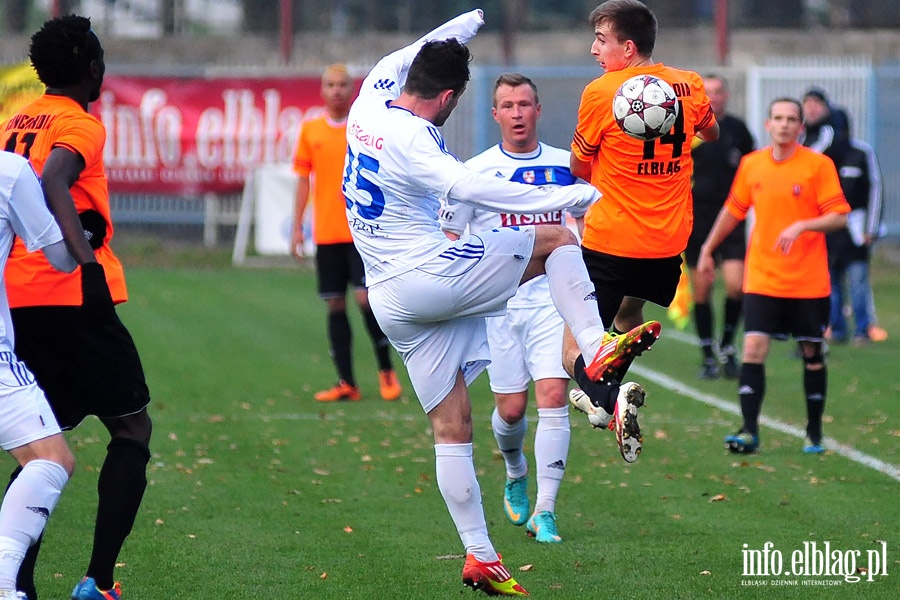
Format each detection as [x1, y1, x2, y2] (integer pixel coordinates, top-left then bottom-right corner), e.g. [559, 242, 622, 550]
[93, 75, 343, 194]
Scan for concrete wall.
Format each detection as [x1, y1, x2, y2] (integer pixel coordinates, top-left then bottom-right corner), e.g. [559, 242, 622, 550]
[3, 28, 900, 72]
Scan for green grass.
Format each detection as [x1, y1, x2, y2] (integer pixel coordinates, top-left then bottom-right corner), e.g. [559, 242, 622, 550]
[3, 243, 898, 599]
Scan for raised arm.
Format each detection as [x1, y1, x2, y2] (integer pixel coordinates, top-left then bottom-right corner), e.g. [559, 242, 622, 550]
[358, 9, 484, 102]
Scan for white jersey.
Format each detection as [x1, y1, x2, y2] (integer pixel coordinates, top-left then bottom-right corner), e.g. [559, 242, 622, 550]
[344, 10, 599, 286]
[0, 152, 65, 352]
[440, 142, 582, 308]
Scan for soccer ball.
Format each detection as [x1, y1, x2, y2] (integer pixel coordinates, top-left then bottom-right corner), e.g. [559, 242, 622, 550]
[612, 75, 679, 141]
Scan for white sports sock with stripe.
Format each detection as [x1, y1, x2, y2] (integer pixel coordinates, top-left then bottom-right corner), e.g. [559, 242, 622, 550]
[435, 443, 498, 563]
[545, 245, 606, 359]
[491, 409, 527, 480]
[534, 406, 570, 514]
[0, 459, 68, 589]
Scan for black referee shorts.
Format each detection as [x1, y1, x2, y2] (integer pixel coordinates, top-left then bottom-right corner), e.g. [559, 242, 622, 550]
[11, 306, 150, 430]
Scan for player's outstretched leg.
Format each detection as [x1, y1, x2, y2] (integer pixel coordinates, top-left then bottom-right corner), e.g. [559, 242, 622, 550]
[462, 554, 529, 596]
[585, 321, 661, 382]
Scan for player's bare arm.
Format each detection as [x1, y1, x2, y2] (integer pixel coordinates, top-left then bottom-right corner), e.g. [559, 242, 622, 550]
[40, 147, 100, 265]
[291, 175, 311, 259]
[698, 207, 741, 279]
[570, 154, 592, 181]
[697, 120, 720, 142]
[774, 211, 848, 255]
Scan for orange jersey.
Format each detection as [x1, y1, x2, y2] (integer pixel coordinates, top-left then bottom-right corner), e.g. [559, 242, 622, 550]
[2, 94, 127, 307]
[727, 145, 849, 298]
[572, 64, 716, 258]
[292, 116, 352, 244]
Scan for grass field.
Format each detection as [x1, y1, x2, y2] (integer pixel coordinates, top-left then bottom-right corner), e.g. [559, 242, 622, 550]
[3, 241, 898, 599]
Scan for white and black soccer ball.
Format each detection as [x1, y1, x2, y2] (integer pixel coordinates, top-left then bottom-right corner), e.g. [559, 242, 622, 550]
[612, 75, 679, 142]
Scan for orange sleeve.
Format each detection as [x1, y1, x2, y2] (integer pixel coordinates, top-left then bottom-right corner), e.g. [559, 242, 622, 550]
[292, 121, 313, 178]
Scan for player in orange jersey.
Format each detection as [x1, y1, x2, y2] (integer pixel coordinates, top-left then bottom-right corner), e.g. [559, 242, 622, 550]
[698, 97, 850, 455]
[2, 15, 150, 600]
[563, 1, 720, 461]
[291, 64, 401, 402]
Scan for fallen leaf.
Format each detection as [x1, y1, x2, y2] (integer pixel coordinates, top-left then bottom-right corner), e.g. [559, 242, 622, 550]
[344, 526, 353, 533]
[709, 494, 727, 502]
[320, 572, 328, 579]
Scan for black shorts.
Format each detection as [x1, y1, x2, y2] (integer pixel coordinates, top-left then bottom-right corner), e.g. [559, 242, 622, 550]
[742, 293, 830, 341]
[11, 306, 150, 430]
[684, 219, 746, 268]
[315, 242, 367, 298]
[581, 248, 683, 325]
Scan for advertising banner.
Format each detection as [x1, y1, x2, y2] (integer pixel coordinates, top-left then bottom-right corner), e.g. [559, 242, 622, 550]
[93, 75, 330, 194]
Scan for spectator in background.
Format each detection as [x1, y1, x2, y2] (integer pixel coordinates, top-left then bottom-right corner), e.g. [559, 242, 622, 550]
[699, 97, 850, 456]
[291, 63, 402, 403]
[685, 74, 755, 379]
[802, 87, 849, 164]
[826, 137, 884, 346]
[802, 87, 888, 343]
[2, 16, 151, 600]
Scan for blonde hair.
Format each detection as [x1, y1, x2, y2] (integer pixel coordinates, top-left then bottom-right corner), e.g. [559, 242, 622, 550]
[322, 63, 349, 82]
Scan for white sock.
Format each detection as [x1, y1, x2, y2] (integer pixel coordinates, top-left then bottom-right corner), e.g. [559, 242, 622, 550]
[534, 406, 570, 514]
[491, 408, 528, 480]
[545, 245, 606, 358]
[0, 459, 68, 589]
[434, 444, 498, 563]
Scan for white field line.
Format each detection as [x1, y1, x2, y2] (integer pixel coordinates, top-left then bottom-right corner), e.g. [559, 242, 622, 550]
[640, 330, 900, 482]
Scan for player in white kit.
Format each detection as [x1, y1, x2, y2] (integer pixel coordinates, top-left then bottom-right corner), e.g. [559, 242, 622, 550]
[0, 151, 77, 600]
[439, 73, 586, 546]
[344, 10, 657, 596]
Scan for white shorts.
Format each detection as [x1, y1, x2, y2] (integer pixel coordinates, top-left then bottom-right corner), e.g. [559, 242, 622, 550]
[486, 302, 568, 394]
[0, 352, 62, 451]
[368, 227, 535, 413]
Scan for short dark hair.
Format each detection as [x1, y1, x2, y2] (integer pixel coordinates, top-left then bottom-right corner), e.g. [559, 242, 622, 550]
[492, 72, 539, 108]
[404, 39, 471, 99]
[589, 0, 657, 57]
[769, 97, 803, 122]
[804, 87, 829, 104]
[29, 15, 102, 87]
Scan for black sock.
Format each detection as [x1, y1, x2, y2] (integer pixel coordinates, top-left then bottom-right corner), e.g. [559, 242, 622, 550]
[361, 307, 392, 371]
[9, 466, 40, 600]
[804, 366, 827, 443]
[738, 363, 765, 436]
[328, 311, 355, 385]
[722, 298, 742, 348]
[574, 355, 617, 414]
[694, 302, 716, 358]
[86, 438, 151, 590]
